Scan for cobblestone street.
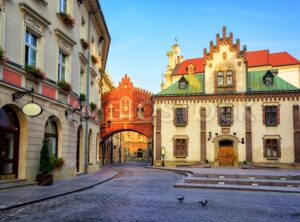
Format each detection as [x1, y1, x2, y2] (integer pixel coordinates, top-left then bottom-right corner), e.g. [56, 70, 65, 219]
[0, 162, 300, 222]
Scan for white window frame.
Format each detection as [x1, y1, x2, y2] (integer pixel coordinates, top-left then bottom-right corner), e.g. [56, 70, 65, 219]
[59, 0, 67, 13]
[24, 31, 38, 67]
[58, 51, 66, 82]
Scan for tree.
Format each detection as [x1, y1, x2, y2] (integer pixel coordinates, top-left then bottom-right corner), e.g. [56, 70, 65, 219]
[39, 140, 53, 174]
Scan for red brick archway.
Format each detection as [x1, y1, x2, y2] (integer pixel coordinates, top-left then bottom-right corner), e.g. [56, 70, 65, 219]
[101, 75, 153, 141]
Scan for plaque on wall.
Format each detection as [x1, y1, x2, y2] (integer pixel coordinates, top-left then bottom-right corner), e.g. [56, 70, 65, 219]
[222, 128, 230, 134]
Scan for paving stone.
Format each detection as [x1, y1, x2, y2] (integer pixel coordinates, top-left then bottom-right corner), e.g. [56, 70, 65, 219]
[0, 162, 299, 222]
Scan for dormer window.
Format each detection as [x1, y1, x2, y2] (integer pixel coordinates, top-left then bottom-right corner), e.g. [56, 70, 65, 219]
[217, 71, 224, 86]
[186, 64, 195, 75]
[178, 76, 188, 89]
[226, 70, 233, 86]
[263, 71, 274, 86]
[217, 70, 234, 87]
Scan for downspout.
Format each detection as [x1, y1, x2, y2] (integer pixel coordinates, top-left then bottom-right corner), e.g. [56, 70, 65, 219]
[84, 11, 92, 174]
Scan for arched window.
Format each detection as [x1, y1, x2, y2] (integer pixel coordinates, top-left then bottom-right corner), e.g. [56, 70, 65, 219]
[226, 70, 233, 86]
[136, 104, 144, 118]
[88, 129, 92, 163]
[108, 104, 114, 119]
[217, 71, 224, 86]
[44, 117, 58, 157]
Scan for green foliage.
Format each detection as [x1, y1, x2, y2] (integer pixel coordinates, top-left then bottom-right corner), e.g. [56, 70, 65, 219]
[25, 64, 46, 80]
[91, 55, 98, 64]
[0, 47, 4, 59]
[0, 47, 8, 63]
[80, 39, 89, 49]
[205, 159, 209, 164]
[79, 93, 86, 101]
[243, 160, 248, 165]
[90, 102, 96, 111]
[50, 156, 65, 169]
[39, 140, 53, 174]
[58, 80, 72, 92]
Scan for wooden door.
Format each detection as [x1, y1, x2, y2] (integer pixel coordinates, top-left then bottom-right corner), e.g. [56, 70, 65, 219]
[0, 130, 19, 179]
[218, 146, 234, 166]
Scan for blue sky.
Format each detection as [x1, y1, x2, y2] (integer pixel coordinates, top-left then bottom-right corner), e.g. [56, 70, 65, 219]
[101, 0, 300, 93]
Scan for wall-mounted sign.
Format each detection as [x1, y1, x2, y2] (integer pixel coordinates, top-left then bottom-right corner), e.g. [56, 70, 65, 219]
[22, 102, 43, 117]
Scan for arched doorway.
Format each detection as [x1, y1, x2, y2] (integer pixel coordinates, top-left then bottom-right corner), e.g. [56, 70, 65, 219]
[76, 125, 83, 172]
[0, 106, 20, 179]
[88, 129, 92, 164]
[218, 140, 234, 166]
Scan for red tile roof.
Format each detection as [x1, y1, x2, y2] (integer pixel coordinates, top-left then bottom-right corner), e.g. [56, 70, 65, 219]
[173, 50, 300, 76]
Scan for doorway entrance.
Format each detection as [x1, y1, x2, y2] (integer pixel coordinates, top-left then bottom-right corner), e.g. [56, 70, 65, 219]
[0, 106, 20, 179]
[76, 125, 82, 172]
[218, 140, 234, 166]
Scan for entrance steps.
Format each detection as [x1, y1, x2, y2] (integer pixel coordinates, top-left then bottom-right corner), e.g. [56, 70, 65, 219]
[175, 173, 300, 193]
[0, 179, 37, 191]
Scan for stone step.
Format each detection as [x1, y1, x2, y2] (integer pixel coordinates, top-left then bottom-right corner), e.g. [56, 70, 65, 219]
[184, 177, 300, 187]
[193, 173, 299, 180]
[0, 179, 37, 191]
[174, 182, 300, 193]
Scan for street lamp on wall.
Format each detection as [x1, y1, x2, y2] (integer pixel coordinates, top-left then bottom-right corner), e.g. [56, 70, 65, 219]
[161, 146, 165, 167]
[12, 87, 43, 117]
[65, 96, 86, 117]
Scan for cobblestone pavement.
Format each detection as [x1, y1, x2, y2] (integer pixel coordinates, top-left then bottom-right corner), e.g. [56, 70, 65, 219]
[1, 162, 300, 222]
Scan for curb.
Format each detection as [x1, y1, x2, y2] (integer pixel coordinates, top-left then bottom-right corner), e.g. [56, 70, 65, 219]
[0, 169, 119, 211]
[145, 166, 194, 177]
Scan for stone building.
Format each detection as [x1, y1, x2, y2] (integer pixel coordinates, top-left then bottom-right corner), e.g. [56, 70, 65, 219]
[0, 0, 110, 181]
[100, 75, 153, 164]
[154, 27, 300, 167]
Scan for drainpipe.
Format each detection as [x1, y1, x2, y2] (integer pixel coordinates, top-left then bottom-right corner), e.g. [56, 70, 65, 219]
[84, 11, 92, 174]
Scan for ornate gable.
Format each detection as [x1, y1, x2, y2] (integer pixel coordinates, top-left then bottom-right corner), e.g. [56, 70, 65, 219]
[204, 26, 248, 94]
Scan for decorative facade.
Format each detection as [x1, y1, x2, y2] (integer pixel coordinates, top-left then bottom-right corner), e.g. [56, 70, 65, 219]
[0, 0, 110, 181]
[154, 27, 300, 167]
[100, 75, 153, 164]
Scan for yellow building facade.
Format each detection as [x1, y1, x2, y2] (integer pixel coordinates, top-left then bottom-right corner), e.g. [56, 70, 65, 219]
[154, 27, 300, 168]
[0, 0, 110, 181]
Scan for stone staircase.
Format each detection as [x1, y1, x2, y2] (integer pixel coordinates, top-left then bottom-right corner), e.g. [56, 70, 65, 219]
[175, 173, 300, 193]
[0, 179, 37, 191]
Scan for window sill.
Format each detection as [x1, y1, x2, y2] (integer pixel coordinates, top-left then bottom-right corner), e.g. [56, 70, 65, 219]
[216, 85, 234, 88]
[266, 157, 279, 160]
[175, 156, 187, 159]
[220, 124, 232, 127]
[265, 124, 278, 127]
[175, 124, 187, 127]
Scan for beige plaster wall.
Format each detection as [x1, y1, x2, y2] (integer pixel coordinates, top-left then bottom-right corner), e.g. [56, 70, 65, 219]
[154, 97, 298, 166]
[205, 44, 247, 94]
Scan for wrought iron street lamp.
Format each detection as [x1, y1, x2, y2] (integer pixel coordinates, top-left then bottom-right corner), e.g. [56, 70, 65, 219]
[12, 87, 43, 117]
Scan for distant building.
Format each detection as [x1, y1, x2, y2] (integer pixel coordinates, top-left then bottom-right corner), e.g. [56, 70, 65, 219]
[154, 27, 300, 167]
[0, 0, 110, 181]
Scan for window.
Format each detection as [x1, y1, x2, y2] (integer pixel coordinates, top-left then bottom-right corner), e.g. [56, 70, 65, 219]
[59, 0, 67, 13]
[265, 139, 278, 158]
[175, 139, 187, 157]
[58, 51, 66, 81]
[108, 104, 114, 119]
[217, 70, 234, 87]
[226, 71, 233, 86]
[217, 71, 224, 86]
[265, 106, 277, 125]
[25, 31, 37, 66]
[44, 118, 58, 157]
[136, 104, 144, 118]
[175, 108, 187, 126]
[219, 107, 232, 126]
